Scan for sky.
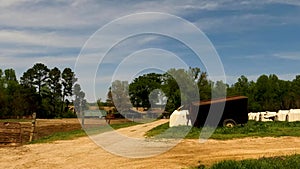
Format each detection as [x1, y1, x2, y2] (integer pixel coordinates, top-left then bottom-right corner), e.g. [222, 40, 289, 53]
[0, 0, 300, 102]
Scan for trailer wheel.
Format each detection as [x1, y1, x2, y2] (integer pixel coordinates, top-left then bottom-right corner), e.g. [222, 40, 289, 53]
[223, 119, 237, 128]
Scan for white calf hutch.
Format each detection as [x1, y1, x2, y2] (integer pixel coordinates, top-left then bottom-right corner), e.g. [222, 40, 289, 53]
[249, 109, 300, 122]
[169, 110, 192, 127]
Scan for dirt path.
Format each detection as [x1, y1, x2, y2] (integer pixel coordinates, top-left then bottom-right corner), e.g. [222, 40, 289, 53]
[2, 120, 300, 169]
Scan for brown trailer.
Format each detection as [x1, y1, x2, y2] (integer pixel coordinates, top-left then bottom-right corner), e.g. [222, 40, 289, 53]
[189, 96, 248, 127]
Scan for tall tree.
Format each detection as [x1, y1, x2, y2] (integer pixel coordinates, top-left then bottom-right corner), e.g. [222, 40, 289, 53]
[106, 87, 113, 107]
[61, 68, 77, 113]
[21, 63, 49, 96]
[3, 69, 19, 116]
[292, 75, 300, 108]
[212, 80, 228, 98]
[4, 69, 17, 82]
[11, 85, 38, 117]
[48, 67, 62, 117]
[232, 75, 249, 96]
[197, 71, 212, 100]
[74, 83, 86, 116]
[20, 63, 49, 117]
[111, 80, 131, 113]
[162, 68, 199, 112]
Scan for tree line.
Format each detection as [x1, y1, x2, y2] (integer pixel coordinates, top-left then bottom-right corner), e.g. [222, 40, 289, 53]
[106, 68, 300, 113]
[0, 63, 86, 118]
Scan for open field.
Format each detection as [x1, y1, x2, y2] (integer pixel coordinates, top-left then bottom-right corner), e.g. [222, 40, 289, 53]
[1, 119, 300, 168]
[0, 118, 134, 143]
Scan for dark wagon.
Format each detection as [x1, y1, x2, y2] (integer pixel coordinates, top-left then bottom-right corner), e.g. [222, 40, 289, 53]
[189, 96, 248, 127]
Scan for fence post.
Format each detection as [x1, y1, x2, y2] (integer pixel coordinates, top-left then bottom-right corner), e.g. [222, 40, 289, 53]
[29, 113, 36, 142]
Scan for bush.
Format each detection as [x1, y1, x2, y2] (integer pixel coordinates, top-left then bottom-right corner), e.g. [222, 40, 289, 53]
[209, 155, 300, 169]
[61, 111, 77, 118]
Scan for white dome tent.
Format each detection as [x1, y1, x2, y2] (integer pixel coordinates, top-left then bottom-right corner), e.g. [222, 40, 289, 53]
[169, 106, 192, 127]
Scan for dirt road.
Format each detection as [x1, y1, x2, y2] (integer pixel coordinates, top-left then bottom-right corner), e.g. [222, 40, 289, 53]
[2, 120, 300, 169]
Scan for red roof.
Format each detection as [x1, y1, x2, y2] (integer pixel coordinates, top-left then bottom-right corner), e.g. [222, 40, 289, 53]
[191, 96, 248, 106]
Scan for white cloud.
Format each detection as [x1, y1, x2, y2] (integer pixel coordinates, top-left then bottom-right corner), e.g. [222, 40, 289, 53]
[1, 0, 299, 102]
[240, 52, 300, 61]
[0, 30, 87, 48]
[273, 52, 300, 60]
[267, 0, 300, 6]
[0, 0, 32, 8]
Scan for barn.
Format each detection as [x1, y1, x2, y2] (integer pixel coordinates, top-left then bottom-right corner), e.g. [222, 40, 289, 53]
[189, 96, 248, 127]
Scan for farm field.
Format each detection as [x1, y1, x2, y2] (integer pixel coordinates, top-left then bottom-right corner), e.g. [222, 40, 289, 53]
[1, 119, 300, 168]
[0, 118, 135, 142]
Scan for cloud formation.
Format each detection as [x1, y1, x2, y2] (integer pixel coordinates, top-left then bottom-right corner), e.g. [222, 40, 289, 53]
[1, 0, 300, 101]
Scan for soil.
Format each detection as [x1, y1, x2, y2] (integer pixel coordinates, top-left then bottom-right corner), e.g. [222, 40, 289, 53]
[1, 119, 300, 169]
[19, 118, 131, 142]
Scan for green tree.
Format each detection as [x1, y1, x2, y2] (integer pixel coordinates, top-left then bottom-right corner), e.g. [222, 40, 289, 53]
[12, 85, 38, 117]
[232, 75, 249, 96]
[61, 68, 77, 114]
[111, 80, 131, 113]
[74, 83, 87, 116]
[129, 73, 162, 109]
[162, 68, 199, 112]
[292, 75, 300, 108]
[21, 63, 49, 96]
[47, 67, 62, 117]
[106, 87, 113, 107]
[20, 63, 50, 117]
[279, 79, 293, 109]
[197, 71, 212, 100]
[212, 80, 228, 98]
[3, 69, 19, 116]
[253, 74, 281, 111]
[4, 69, 17, 82]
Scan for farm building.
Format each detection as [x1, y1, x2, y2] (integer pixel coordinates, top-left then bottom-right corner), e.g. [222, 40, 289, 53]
[248, 112, 260, 121]
[189, 96, 248, 127]
[275, 110, 289, 121]
[249, 109, 300, 122]
[286, 109, 300, 122]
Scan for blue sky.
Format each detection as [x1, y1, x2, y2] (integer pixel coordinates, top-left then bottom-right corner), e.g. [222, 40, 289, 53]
[0, 0, 300, 102]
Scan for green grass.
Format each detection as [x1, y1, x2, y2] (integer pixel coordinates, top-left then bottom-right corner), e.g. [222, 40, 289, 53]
[29, 129, 87, 144]
[146, 121, 300, 140]
[190, 154, 300, 169]
[30, 121, 140, 144]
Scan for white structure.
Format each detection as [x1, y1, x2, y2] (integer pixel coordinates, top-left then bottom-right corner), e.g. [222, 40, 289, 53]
[275, 110, 289, 121]
[249, 109, 300, 122]
[286, 109, 300, 122]
[169, 110, 192, 127]
[248, 111, 275, 121]
[248, 112, 258, 121]
[258, 112, 273, 122]
[263, 111, 276, 121]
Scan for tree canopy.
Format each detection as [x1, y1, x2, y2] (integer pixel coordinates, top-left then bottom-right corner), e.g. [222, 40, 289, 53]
[111, 68, 300, 113]
[0, 63, 85, 118]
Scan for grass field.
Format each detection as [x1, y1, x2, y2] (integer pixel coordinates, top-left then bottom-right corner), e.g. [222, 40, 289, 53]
[191, 154, 300, 169]
[146, 120, 300, 139]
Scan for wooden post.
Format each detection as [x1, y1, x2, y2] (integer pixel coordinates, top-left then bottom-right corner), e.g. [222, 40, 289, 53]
[29, 113, 36, 142]
[81, 110, 85, 128]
